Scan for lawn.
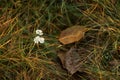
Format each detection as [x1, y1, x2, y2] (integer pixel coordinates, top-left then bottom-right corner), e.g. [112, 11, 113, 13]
[0, 0, 120, 80]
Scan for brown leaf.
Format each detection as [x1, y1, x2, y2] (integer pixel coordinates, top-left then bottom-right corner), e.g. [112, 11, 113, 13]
[57, 51, 66, 68]
[59, 25, 88, 45]
[109, 59, 120, 67]
[58, 47, 88, 74]
[65, 47, 82, 74]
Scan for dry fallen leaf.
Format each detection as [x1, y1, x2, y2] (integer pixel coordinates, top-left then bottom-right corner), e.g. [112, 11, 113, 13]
[59, 25, 88, 45]
[109, 59, 120, 67]
[57, 51, 66, 68]
[65, 47, 82, 74]
[58, 47, 89, 74]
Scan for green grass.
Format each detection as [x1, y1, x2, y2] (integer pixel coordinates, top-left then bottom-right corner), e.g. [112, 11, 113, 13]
[0, 0, 120, 80]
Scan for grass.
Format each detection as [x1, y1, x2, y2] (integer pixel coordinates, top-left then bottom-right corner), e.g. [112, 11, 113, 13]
[0, 0, 120, 80]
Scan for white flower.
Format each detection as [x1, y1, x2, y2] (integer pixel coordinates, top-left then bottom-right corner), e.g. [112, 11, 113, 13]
[36, 29, 43, 35]
[34, 36, 45, 44]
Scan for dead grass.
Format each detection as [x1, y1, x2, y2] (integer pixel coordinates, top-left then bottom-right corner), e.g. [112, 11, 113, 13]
[0, 0, 120, 80]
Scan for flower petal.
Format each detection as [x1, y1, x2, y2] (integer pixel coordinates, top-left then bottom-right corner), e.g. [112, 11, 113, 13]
[34, 36, 45, 44]
[34, 36, 41, 44]
[36, 29, 43, 35]
[39, 37, 45, 43]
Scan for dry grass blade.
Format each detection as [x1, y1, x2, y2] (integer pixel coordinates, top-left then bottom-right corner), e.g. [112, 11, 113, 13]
[0, 0, 120, 80]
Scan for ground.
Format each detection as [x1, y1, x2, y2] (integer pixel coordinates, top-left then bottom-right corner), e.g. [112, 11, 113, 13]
[0, 0, 120, 80]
